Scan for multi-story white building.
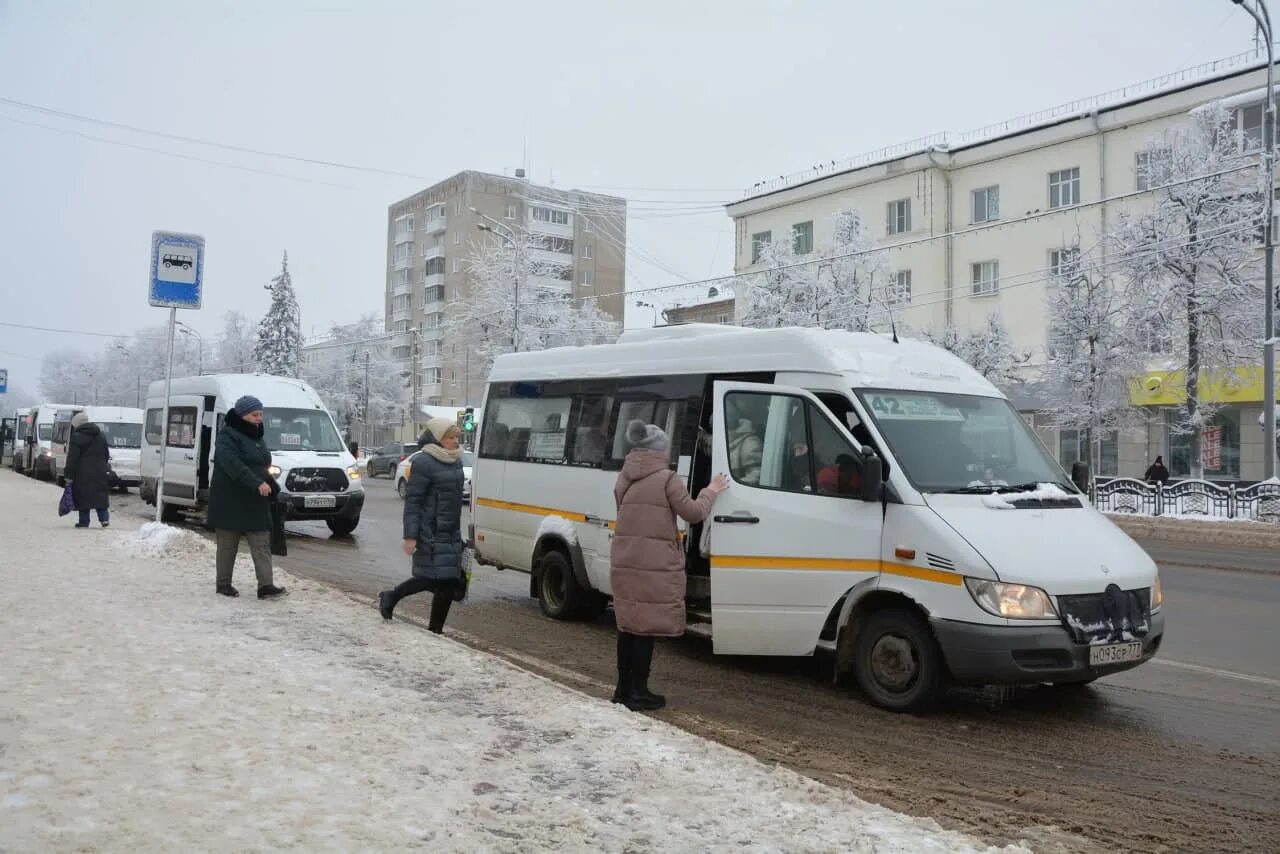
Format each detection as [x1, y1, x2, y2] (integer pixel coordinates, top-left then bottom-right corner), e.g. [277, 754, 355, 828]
[385, 170, 626, 421]
[726, 50, 1275, 482]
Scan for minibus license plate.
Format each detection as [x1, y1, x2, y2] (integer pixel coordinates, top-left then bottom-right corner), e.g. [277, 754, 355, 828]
[304, 495, 336, 509]
[1089, 641, 1143, 666]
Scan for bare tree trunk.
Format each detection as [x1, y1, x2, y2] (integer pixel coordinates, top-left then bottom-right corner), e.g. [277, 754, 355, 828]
[1186, 288, 1202, 479]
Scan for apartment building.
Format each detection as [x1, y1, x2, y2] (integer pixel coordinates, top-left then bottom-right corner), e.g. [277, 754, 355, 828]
[725, 50, 1275, 482]
[385, 170, 626, 412]
[662, 293, 736, 326]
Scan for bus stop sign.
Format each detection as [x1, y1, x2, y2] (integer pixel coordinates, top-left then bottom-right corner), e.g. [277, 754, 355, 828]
[149, 231, 205, 309]
[0, 368, 7, 394]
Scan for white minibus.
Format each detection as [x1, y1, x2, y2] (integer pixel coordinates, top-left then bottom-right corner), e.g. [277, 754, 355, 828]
[7, 408, 31, 472]
[470, 325, 1164, 711]
[49, 406, 145, 492]
[140, 374, 364, 534]
[22, 403, 77, 480]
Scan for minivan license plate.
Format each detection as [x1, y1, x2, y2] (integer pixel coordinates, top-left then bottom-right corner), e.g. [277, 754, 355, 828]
[1089, 641, 1143, 666]
[304, 495, 336, 509]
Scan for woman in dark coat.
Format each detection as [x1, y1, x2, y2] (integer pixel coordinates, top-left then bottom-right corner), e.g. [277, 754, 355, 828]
[379, 417, 466, 633]
[65, 411, 111, 528]
[207, 395, 287, 600]
[1144, 456, 1170, 485]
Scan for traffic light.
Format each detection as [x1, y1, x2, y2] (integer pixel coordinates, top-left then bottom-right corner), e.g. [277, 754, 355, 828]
[462, 407, 476, 433]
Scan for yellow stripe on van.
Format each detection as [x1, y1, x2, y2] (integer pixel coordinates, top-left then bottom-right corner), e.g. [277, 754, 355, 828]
[710, 555, 963, 587]
[475, 497, 588, 523]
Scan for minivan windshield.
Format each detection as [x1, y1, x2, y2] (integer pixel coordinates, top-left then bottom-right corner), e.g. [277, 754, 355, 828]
[262, 408, 344, 452]
[100, 422, 143, 448]
[855, 389, 1072, 493]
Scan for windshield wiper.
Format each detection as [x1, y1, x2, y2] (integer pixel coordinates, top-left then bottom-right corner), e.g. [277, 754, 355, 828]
[934, 481, 1075, 495]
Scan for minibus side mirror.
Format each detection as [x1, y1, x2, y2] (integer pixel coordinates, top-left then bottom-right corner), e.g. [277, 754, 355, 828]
[859, 449, 883, 502]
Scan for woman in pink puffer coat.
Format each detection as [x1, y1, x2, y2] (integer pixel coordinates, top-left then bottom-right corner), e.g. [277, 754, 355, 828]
[610, 420, 729, 711]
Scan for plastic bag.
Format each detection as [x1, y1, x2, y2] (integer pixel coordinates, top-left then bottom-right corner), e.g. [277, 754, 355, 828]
[57, 484, 76, 517]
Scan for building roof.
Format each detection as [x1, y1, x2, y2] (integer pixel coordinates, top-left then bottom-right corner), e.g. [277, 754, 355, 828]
[488, 324, 1002, 398]
[733, 47, 1272, 207]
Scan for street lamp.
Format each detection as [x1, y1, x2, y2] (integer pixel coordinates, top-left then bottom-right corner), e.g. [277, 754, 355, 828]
[473, 207, 523, 352]
[1231, 0, 1278, 478]
[175, 321, 204, 375]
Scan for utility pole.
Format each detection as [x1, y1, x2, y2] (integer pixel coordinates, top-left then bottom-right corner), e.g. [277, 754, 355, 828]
[410, 329, 420, 441]
[464, 347, 471, 404]
[362, 350, 370, 451]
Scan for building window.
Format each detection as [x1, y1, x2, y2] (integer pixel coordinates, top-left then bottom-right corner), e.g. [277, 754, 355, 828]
[971, 186, 999, 223]
[886, 199, 911, 235]
[582, 244, 593, 260]
[1135, 149, 1171, 191]
[888, 270, 912, 304]
[1049, 247, 1080, 281]
[1049, 168, 1081, 209]
[424, 257, 445, 276]
[454, 230, 460, 245]
[1235, 104, 1264, 149]
[583, 218, 593, 233]
[581, 270, 594, 286]
[971, 260, 999, 296]
[391, 268, 410, 287]
[452, 258, 460, 273]
[454, 200, 462, 216]
[792, 221, 814, 255]
[393, 243, 411, 262]
[1167, 409, 1240, 479]
[531, 205, 570, 225]
[751, 230, 772, 264]
[1058, 428, 1083, 470]
[505, 203, 516, 220]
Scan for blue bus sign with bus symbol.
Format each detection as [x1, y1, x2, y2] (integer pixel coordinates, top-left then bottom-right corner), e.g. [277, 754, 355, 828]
[149, 231, 205, 309]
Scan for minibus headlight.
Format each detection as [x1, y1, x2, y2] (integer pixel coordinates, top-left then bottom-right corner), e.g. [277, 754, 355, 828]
[267, 465, 282, 478]
[346, 466, 361, 481]
[964, 578, 1058, 620]
[1151, 574, 1163, 611]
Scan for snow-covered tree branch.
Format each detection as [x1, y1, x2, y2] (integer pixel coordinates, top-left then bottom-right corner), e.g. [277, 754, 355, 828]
[254, 251, 303, 378]
[924, 312, 1031, 387]
[300, 315, 407, 439]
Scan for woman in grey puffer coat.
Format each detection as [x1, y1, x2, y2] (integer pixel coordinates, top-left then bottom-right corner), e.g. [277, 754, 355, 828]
[378, 417, 466, 633]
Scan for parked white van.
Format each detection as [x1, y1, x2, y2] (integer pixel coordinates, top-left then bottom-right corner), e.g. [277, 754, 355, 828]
[49, 406, 145, 491]
[7, 408, 31, 471]
[21, 403, 77, 480]
[141, 374, 364, 535]
[470, 325, 1164, 711]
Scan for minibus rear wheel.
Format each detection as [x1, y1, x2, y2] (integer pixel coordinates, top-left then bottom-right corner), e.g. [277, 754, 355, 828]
[536, 550, 603, 620]
[853, 607, 947, 712]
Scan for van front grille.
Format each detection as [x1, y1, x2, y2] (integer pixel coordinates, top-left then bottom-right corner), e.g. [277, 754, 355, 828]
[1058, 586, 1151, 644]
[286, 468, 348, 492]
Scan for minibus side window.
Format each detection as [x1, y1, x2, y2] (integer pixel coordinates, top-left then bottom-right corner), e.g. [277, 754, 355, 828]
[145, 409, 164, 445]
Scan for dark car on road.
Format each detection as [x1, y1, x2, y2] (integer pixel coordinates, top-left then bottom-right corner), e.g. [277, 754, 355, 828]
[366, 442, 417, 478]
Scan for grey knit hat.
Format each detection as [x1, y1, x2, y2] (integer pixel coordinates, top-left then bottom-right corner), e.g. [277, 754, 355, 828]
[626, 420, 669, 452]
[234, 395, 264, 416]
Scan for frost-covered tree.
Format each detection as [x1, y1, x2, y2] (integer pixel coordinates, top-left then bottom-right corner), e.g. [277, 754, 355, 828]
[450, 230, 620, 379]
[1041, 243, 1139, 471]
[38, 326, 199, 406]
[254, 251, 302, 378]
[1108, 102, 1264, 477]
[925, 312, 1031, 387]
[741, 209, 889, 330]
[215, 310, 258, 373]
[301, 315, 407, 440]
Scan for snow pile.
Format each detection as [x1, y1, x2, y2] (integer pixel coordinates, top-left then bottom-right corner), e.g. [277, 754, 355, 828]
[981, 483, 1075, 510]
[126, 520, 209, 558]
[0, 472, 1031, 853]
[535, 513, 579, 546]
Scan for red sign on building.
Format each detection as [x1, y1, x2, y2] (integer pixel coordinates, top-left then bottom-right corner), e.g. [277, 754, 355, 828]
[1202, 425, 1222, 471]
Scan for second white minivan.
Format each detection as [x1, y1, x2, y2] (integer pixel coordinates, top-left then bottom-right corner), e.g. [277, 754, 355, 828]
[141, 374, 365, 535]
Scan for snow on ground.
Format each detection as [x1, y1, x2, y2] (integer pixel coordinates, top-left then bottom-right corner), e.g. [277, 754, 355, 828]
[0, 474, 1030, 853]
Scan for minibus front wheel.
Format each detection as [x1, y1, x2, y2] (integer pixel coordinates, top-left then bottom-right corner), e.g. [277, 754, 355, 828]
[854, 608, 948, 712]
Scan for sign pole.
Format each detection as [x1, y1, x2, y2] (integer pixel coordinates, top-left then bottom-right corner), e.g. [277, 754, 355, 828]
[155, 307, 177, 523]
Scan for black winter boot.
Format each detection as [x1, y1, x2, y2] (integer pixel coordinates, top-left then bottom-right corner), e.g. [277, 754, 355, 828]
[627, 636, 666, 711]
[216, 584, 240, 598]
[428, 590, 453, 634]
[258, 584, 288, 600]
[378, 591, 396, 621]
[613, 633, 633, 704]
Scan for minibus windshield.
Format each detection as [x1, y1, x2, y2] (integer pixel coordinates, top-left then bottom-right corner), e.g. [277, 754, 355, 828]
[855, 389, 1072, 493]
[100, 422, 143, 448]
[262, 408, 344, 452]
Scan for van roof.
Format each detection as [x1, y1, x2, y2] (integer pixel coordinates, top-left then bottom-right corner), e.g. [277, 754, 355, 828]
[488, 325, 1003, 398]
[145, 374, 325, 410]
[82, 406, 144, 422]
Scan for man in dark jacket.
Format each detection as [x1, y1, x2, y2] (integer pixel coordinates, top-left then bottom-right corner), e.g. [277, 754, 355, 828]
[207, 395, 287, 599]
[65, 411, 111, 528]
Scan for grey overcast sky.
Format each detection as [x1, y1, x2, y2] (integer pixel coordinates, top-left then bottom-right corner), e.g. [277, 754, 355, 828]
[0, 0, 1263, 397]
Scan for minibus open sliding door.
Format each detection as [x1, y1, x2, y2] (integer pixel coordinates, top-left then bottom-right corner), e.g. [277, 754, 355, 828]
[707, 381, 883, 656]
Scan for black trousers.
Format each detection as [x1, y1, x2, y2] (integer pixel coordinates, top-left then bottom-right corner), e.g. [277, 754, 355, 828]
[616, 632, 655, 681]
[390, 577, 455, 632]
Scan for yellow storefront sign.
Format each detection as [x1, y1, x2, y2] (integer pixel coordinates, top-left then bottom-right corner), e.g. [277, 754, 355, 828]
[1127, 366, 1270, 406]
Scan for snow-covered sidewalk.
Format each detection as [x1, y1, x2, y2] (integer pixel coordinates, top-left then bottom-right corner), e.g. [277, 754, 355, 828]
[0, 473, 1027, 852]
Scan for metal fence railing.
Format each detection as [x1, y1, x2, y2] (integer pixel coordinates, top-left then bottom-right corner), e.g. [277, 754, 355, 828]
[1092, 477, 1280, 522]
